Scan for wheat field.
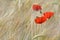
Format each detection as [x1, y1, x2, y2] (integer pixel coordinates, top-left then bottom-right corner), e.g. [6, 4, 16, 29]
[0, 0, 60, 40]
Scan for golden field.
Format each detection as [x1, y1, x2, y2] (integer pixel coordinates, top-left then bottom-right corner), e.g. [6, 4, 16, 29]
[0, 0, 60, 40]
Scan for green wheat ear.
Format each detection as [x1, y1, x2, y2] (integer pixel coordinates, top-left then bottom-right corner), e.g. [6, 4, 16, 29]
[32, 35, 47, 40]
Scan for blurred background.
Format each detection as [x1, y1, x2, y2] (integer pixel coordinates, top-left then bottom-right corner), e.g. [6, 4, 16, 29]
[0, 0, 60, 40]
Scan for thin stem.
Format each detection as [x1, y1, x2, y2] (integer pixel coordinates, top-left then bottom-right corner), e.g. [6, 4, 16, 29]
[40, 10, 42, 14]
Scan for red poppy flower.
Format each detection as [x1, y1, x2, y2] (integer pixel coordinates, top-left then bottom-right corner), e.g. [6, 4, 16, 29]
[34, 16, 47, 24]
[32, 4, 42, 11]
[43, 12, 54, 19]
